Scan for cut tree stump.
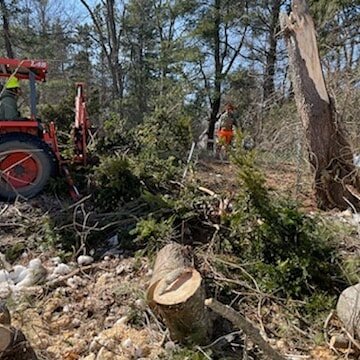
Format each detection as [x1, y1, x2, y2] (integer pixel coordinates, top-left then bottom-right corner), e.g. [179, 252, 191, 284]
[0, 303, 38, 360]
[147, 242, 211, 344]
[280, 0, 360, 211]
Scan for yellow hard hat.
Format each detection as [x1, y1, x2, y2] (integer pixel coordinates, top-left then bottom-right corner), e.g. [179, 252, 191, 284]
[5, 76, 20, 89]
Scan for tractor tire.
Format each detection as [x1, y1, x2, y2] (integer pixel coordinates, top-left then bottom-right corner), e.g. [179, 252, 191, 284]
[0, 133, 57, 200]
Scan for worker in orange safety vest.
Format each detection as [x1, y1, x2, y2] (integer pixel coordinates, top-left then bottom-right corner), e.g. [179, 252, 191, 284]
[215, 103, 238, 156]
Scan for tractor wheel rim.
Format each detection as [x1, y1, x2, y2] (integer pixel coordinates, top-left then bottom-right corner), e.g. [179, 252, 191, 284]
[0, 151, 40, 189]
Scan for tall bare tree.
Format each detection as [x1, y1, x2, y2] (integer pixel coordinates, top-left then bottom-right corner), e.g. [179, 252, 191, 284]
[80, 0, 125, 99]
[281, 0, 360, 210]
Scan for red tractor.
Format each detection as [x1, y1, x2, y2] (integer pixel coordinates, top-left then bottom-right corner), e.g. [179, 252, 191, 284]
[0, 58, 90, 200]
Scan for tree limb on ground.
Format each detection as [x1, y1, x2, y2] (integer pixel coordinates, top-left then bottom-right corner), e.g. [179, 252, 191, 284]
[205, 298, 286, 360]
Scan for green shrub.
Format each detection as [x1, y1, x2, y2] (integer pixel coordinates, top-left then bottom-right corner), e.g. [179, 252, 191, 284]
[130, 216, 175, 253]
[227, 137, 346, 298]
[91, 155, 141, 211]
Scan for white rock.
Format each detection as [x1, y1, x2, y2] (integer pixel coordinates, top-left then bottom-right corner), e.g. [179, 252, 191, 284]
[51, 257, 62, 265]
[15, 272, 36, 289]
[66, 276, 82, 289]
[63, 305, 70, 313]
[354, 154, 360, 167]
[337, 283, 360, 338]
[28, 258, 42, 269]
[53, 263, 71, 276]
[72, 318, 81, 328]
[121, 338, 132, 349]
[115, 315, 129, 326]
[77, 255, 94, 266]
[0, 253, 11, 271]
[0, 282, 13, 299]
[15, 260, 47, 289]
[135, 299, 146, 310]
[116, 265, 125, 275]
[0, 269, 10, 283]
[9, 265, 26, 283]
[164, 341, 176, 351]
[104, 256, 111, 261]
[146, 269, 153, 277]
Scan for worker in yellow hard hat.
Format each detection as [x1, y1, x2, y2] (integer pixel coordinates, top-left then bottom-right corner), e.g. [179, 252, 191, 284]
[0, 76, 22, 120]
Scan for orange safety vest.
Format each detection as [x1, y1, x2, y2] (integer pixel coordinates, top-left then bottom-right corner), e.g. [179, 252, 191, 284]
[217, 129, 234, 145]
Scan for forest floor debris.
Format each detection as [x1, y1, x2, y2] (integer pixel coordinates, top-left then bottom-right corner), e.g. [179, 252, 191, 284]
[0, 160, 360, 359]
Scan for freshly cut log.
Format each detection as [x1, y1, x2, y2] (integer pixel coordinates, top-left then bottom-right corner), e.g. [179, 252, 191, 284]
[147, 243, 211, 344]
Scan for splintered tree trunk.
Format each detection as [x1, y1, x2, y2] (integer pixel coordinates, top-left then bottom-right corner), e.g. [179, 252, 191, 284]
[281, 0, 360, 210]
[147, 243, 211, 344]
[0, 303, 37, 360]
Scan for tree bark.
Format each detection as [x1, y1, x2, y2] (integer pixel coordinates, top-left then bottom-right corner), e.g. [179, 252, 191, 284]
[147, 242, 212, 344]
[280, 0, 360, 211]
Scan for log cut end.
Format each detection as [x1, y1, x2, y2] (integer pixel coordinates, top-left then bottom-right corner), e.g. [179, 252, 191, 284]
[153, 269, 202, 305]
[0, 325, 12, 352]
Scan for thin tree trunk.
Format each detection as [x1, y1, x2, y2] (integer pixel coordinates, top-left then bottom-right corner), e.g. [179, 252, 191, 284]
[207, 0, 222, 148]
[263, 0, 281, 101]
[79, 0, 123, 100]
[281, 0, 360, 210]
[0, 0, 14, 58]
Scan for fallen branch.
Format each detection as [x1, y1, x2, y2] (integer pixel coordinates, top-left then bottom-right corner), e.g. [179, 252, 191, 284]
[46, 263, 102, 289]
[198, 186, 216, 197]
[204, 298, 286, 360]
